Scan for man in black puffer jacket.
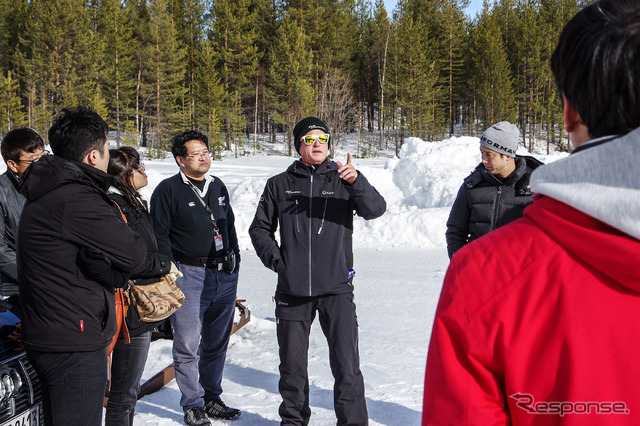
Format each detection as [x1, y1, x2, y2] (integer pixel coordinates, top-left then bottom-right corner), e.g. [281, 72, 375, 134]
[250, 117, 386, 426]
[17, 107, 146, 426]
[446, 121, 543, 259]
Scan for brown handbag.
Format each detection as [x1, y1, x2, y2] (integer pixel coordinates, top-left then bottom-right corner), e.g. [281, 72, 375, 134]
[129, 273, 185, 322]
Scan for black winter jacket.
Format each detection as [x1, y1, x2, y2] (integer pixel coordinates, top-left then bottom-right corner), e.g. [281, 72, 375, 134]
[109, 191, 171, 337]
[445, 155, 542, 259]
[150, 172, 239, 261]
[249, 158, 386, 297]
[17, 156, 146, 352]
[0, 171, 25, 296]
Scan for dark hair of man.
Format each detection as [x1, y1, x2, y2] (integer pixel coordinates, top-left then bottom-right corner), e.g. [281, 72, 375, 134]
[171, 130, 209, 159]
[550, 0, 640, 139]
[1, 127, 45, 163]
[48, 106, 109, 162]
[107, 146, 147, 217]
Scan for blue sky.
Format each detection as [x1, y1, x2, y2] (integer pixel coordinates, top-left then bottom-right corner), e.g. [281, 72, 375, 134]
[383, 0, 484, 17]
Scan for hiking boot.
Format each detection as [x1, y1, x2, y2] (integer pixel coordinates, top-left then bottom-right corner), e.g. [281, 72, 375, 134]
[184, 407, 211, 426]
[204, 399, 241, 420]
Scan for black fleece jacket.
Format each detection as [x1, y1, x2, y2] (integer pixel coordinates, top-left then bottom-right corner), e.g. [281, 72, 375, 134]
[17, 155, 146, 352]
[150, 172, 239, 261]
[249, 158, 386, 297]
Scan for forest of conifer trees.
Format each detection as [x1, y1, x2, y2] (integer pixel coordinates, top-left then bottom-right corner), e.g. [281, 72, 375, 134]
[0, 0, 588, 157]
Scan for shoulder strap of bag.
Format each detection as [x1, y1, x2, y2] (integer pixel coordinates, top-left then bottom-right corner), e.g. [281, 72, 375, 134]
[111, 199, 128, 223]
[108, 199, 130, 344]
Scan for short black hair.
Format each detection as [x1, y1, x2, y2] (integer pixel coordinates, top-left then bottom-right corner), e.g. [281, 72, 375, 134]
[550, 0, 640, 138]
[48, 106, 109, 162]
[171, 130, 209, 159]
[1, 128, 45, 163]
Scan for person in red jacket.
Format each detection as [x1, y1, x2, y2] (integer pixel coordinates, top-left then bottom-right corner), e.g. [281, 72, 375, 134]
[423, 1, 640, 425]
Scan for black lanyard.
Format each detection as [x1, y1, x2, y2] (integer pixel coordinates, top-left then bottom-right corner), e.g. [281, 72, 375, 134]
[187, 183, 220, 236]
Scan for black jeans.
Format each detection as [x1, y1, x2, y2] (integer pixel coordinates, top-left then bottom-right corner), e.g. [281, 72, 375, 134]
[275, 292, 368, 426]
[26, 347, 108, 426]
[105, 331, 152, 426]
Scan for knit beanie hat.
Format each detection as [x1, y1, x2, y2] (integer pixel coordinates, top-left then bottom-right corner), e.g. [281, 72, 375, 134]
[479, 121, 520, 158]
[293, 117, 330, 154]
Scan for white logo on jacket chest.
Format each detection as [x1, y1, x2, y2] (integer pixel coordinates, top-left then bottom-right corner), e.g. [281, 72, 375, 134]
[188, 201, 196, 207]
[218, 196, 226, 206]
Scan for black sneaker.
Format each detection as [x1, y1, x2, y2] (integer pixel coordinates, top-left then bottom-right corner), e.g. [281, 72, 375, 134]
[204, 399, 241, 420]
[184, 407, 211, 426]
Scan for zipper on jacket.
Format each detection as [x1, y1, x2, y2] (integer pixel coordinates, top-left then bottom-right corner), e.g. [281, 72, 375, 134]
[308, 174, 313, 296]
[491, 186, 503, 230]
[295, 199, 300, 233]
[318, 199, 327, 235]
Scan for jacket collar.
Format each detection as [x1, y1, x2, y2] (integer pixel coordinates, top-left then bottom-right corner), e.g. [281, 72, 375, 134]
[20, 155, 112, 201]
[531, 126, 640, 240]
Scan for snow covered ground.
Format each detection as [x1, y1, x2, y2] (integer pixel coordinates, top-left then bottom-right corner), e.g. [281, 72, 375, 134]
[2, 132, 567, 425]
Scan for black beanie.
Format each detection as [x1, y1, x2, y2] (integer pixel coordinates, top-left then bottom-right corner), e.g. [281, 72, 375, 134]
[293, 117, 329, 154]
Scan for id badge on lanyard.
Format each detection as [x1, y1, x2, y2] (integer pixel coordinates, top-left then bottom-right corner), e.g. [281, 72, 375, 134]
[214, 233, 224, 251]
[211, 217, 224, 252]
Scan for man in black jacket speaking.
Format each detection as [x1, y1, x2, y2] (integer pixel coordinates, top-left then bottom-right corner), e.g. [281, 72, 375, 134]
[17, 106, 146, 426]
[249, 117, 386, 426]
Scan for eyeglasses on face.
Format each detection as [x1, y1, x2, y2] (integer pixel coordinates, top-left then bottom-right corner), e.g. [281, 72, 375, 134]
[300, 134, 330, 145]
[128, 163, 146, 175]
[16, 149, 50, 164]
[183, 150, 211, 159]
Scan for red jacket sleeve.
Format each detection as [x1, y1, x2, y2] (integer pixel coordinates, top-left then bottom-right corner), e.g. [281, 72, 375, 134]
[422, 260, 510, 425]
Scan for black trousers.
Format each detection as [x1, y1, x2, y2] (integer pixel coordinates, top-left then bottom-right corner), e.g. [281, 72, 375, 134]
[275, 292, 368, 426]
[26, 347, 108, 426]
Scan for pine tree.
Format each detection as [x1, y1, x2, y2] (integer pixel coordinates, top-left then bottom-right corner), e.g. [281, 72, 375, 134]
[394, 3, 442, 139]
[211, 0, 260, 151]
[372, 0, 391, 147]
[96, 0, 138, 146]
[26, 1, 99, 116]
[195, 40, 225, 157]
[437, 0, 469, 136]
[169, 0, 206, 129]
[266, 12, 314, 156]
[469, 4, 516, 129]
[147, 0, 188, 154]
[0, 71, 27, 132]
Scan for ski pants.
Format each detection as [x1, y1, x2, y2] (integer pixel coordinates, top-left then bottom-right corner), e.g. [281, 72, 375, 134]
[275, 291, 368, 426]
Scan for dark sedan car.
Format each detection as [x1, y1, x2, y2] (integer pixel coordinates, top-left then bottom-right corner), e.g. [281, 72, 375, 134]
[0, 302, 42, 426]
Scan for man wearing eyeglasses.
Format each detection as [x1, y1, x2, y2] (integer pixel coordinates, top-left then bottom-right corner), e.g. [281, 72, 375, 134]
[250, 117, 386, 426]
[151, 130, 241, 426]
[0, 128, 46, 301]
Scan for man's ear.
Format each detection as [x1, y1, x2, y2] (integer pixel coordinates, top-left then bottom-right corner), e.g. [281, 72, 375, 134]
[6, 160, 19, 174]
[85, 149, 100, 167]
[176, 156, 186, 168]
[562, 94, 582, 133]
[562, 94, 592, 148]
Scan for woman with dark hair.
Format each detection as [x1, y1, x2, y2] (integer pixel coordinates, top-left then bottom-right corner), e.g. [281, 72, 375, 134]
[105, 146, 173, 426]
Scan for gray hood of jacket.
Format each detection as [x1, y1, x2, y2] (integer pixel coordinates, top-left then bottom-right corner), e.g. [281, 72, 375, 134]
[530, 126, 640, 240]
